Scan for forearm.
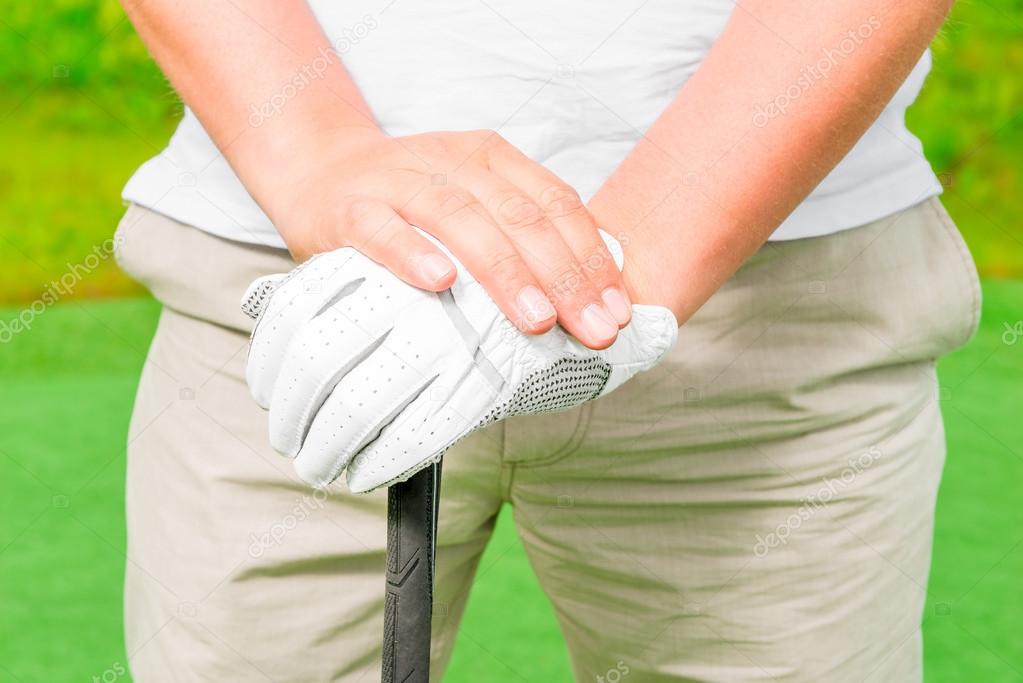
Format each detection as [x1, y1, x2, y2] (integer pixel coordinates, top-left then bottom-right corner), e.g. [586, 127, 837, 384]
[121, 0, 632, 349]
[120, 0, 379, 221]
[590, 0, 954, 324]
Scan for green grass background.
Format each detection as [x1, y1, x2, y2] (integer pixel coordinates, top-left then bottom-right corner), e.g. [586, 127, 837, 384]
[1, 1, 1022, 681]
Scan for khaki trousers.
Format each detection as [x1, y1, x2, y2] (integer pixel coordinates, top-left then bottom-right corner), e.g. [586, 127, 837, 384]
[115, 197, 980, 682]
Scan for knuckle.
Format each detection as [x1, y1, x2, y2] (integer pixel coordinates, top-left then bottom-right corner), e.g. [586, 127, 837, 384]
[486, 250, 528, 288]
[474, 130, 508, 154]
[403, 133, 450, 159]
[473, 128, 501, 144]
[538, 184, 586, 218]
[341, 199, 379, 230]
[494, 194, 547, 233]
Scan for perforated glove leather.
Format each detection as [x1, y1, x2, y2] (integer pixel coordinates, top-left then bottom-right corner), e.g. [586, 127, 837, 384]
[241, 232, 677, 493]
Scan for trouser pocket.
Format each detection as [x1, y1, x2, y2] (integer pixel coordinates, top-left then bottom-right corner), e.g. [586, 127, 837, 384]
[112, 203, 294, 332]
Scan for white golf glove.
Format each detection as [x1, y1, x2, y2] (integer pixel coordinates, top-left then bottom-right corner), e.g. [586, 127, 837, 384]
[241, 232, 677, 493]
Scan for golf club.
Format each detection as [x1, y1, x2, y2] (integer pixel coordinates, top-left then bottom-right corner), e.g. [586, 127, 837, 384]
[381, 461, 441, 683]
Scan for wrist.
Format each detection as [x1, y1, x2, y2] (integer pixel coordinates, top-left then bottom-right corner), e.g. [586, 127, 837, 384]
[259, 126, 388, 239]
[276, 124, 386, 181]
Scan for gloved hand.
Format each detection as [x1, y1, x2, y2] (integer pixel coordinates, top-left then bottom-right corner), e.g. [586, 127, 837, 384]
[241, 232, 677, 492]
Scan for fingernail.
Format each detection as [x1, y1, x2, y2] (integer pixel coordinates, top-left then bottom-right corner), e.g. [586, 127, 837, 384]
[601, 287, 632, 326]
[516, 286, 555, 327]
[417, 253, 454, 286]
[581, 303, 618, 343]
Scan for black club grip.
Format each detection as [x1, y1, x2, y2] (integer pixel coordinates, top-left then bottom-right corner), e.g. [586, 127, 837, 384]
[382, 463, 440, 683]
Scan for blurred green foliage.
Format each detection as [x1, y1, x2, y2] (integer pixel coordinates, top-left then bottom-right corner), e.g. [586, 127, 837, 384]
[0, 1, 179, 302]
[908, 0, 1023, 277]
[0, 0, 1020, 304]
[1, 0, 171, 103]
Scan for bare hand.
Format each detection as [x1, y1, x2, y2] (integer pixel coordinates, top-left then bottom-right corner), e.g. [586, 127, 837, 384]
[269, 128, 631, 349]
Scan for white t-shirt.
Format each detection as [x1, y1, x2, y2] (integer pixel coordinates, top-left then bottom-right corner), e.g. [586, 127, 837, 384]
[122, 0, 942, 248]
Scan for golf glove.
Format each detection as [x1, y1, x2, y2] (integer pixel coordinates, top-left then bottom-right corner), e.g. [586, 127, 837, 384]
[241, 232, 677, 492]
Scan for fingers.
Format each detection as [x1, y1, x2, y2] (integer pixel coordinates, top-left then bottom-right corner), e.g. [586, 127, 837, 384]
[278, 130, 627, 349]
[266, 278, 423, 456]
[346, 374, 490, 493]
[558, 225, 632, 327]
[291, 303, 450, 486]
[456, 172, 621, 349]
[246, 250, 370, 408]
[336, 199, 457, 292]
[487, 145, 632, 329]
[401, 186, 560, 336]
[294, 358, 437, 487]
